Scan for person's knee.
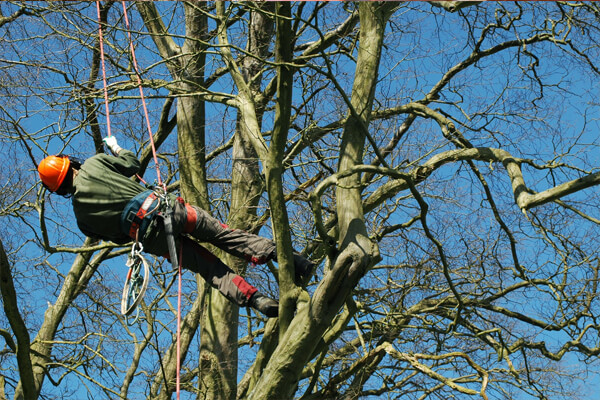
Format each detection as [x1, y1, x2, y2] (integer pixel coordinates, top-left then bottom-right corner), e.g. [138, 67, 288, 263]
[186, 204, 230, 237]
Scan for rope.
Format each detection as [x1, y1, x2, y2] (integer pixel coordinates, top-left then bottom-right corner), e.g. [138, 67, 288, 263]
[120, 1, 165, 191]
[95, 1, 113, 138]
[121, 244, 150, 322]
[96, 2, 183, 398]
[177, 242, 183, 397]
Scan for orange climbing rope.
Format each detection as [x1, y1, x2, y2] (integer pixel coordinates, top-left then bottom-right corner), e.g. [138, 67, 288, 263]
[96, 2, 112, 139]
[96, 2, 183, 398]
[120, 1, 165, 191]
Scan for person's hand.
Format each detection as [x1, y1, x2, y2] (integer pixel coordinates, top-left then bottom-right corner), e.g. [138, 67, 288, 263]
[103, 136, 123, 155]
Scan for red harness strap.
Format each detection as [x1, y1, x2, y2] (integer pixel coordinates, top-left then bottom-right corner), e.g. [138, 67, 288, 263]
[128, 192, 159, 239]
[183, 203, 197, 233]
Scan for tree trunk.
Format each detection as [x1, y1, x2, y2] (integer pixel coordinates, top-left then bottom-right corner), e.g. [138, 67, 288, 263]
[202, 3, 275, 399]
[246, 4, 393, 399]
[178, 2, 210, 210]
[266, 1, 295, 337]
[10, 240, 109, 399]
[138, 2, 212, 398]
[0, 239, 34, 400]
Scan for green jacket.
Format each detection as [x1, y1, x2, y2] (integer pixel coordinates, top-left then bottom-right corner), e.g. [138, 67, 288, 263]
[72, 150, 145, 244]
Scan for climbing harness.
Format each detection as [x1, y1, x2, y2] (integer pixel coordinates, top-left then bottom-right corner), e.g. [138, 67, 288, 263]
[96, 2, 184, 396]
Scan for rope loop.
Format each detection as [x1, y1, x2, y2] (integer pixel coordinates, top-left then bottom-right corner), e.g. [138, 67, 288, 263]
[121, 242, 150, 323]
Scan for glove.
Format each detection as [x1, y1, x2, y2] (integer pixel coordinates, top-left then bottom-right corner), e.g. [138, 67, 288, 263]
[103, 136, 123, 155]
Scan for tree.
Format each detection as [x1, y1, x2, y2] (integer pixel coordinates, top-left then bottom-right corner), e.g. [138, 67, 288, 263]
[1, 1, 600, 399]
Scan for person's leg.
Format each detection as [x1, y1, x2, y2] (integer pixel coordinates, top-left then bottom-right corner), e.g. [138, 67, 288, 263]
[142, 215, 278, 317]
[181, 203, 276, 263]
[178, 237, 278, 317]
[180, 203, 315, 283]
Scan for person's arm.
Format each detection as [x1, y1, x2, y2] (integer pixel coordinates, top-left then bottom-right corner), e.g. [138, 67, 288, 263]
[102, 136, 141, 177]
[103, 136, 122, 155]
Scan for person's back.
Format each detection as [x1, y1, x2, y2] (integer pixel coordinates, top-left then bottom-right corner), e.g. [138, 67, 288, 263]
[72, 150, 144, 243]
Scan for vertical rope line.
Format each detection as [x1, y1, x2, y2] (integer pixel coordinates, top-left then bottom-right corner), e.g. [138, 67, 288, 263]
[96, 1, 112, 137]
[121, 3, 180, 398]
[176, 244, 183, 400]
[97, 2, 182, 398]
[120, 1, 164, 190]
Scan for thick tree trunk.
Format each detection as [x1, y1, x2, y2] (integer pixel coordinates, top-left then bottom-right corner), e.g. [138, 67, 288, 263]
[178, 2, 209, 210]
[202, 4, 275, 399]
[139, 2, 213, 398]
[246, 4, 393, 399]
[266, 1, 295, 336]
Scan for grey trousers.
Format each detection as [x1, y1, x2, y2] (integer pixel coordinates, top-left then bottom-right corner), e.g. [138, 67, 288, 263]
[142, 198, 276, 306]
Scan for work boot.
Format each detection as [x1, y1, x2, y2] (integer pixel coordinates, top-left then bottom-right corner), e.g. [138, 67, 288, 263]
[248, 292, 278, 318]
[293, 253, 315, 285]
[270, 250, 316, 286]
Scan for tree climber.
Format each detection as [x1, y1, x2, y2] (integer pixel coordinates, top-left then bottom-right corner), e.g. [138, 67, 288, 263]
[37, 136, 314, 318]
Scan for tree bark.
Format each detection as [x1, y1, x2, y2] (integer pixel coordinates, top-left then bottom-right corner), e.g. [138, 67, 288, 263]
[10, 239, 109, 399]
[0, 239, 35, 400]
[178, 2, 210, 209]
[247, 4, 393, 399]
[267, 1, 295, 337]
[205, 3, 275, 399]
[138, 3, 211, 398]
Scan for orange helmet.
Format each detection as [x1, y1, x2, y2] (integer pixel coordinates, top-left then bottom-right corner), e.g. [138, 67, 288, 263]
[38, 155, 71, 192]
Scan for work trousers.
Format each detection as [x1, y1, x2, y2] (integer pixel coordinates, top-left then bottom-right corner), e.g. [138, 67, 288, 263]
[141, 198, 277, 307]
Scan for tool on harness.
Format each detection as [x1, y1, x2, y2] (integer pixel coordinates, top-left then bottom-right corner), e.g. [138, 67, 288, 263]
[158, 192, 183, 399]
[121, 241, 150, 323]
[161, 194, 180, 270]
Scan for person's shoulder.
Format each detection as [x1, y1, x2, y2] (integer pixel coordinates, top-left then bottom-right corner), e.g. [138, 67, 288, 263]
[80, 153, 117, 172]
[81, 153, 106, 165]
[82, 150, 139, 171]
[86, 152, 110, 161]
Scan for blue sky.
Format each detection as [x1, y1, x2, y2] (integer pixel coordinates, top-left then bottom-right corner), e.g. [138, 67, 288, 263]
[1, 1, 600, 399]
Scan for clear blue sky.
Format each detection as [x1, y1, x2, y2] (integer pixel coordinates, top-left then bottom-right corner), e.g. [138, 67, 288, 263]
[1, 2, 599, 399]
